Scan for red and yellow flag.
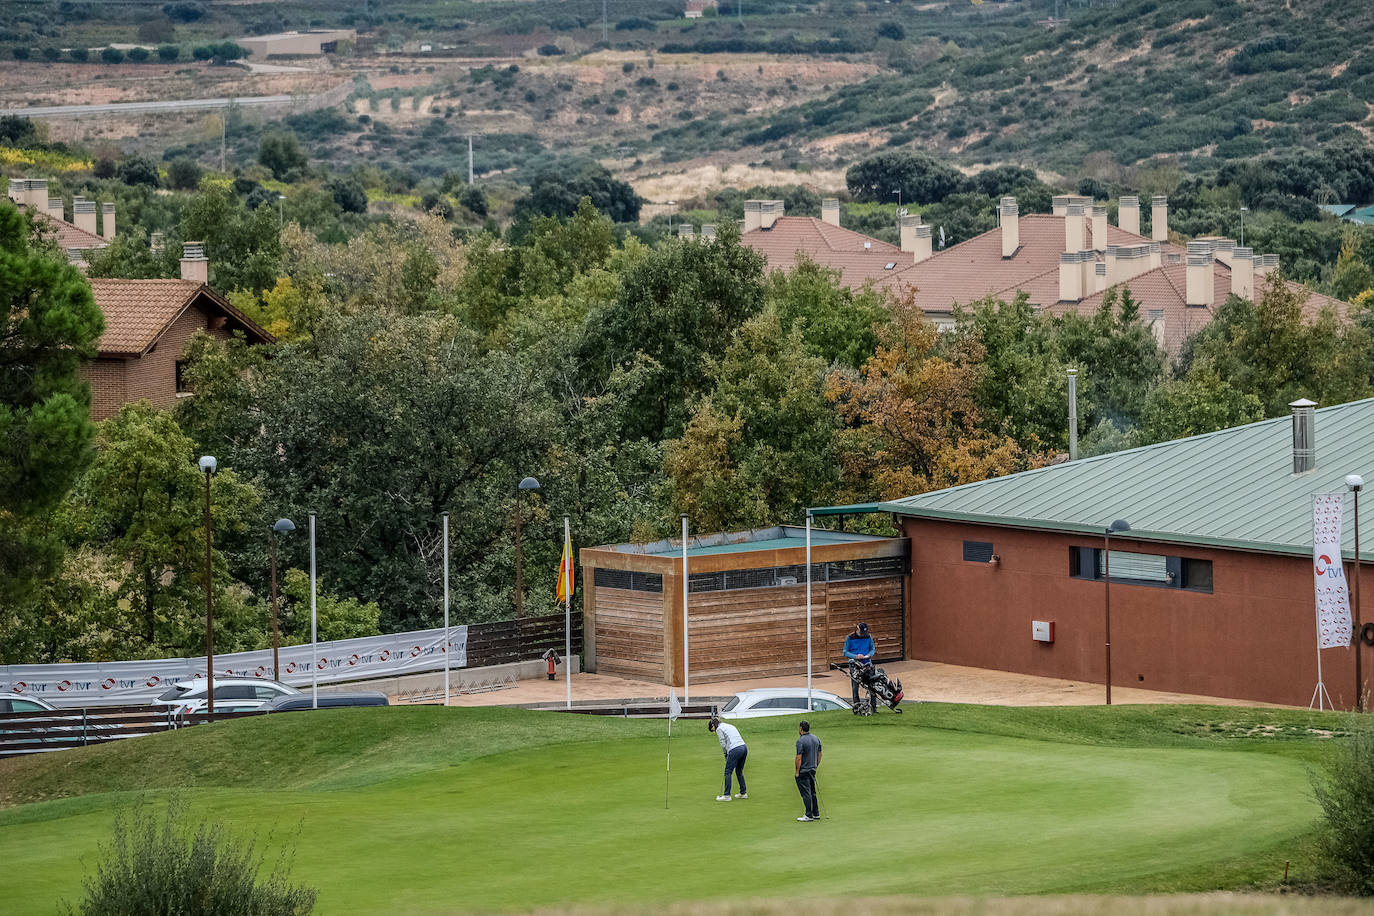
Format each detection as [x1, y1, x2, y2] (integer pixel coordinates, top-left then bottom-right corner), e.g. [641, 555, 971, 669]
[556, 525, 574, 604]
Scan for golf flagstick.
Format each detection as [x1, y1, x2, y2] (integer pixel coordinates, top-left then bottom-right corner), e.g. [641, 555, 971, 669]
[666, 688, 682, 809]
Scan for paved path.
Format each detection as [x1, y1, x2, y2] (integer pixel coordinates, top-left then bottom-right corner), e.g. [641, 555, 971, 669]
[439, 659, 1293, 710]
[1, 95, 297, 118]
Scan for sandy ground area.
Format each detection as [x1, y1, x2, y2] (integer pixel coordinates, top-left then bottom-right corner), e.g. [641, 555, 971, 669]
[441, 659, 1294, 710]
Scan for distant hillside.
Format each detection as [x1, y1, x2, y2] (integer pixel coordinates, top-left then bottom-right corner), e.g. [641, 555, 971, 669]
[653, 0, 1374, 177]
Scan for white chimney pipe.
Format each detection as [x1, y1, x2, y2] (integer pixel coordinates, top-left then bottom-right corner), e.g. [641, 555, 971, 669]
[1094, 260, 1107, 293]
[743, 200, 763, 233]
[1119, 196, 1140, 236]
[47, 197, 64, 221]
[1185, 242, 1213, 307]
[180, 242, 209, 284]
[1231, 247, 1254, 299]
[1151, 195, 1168, 242]
[1000, 197, 1019, 258]
[25, 178, 48, 211]
[1059, 251, 1084, 303]
[1148, 241, 1161, 270]
[900, 214, 920, 253]
[821, 198, 840, 227]
[914, 224, 932, 263]
[1065, 204, 1086, 253]
[72, 199, 97, 235]
[1051, 195, 1070, 217]
[1091, 205, 1108, 251]
[101, 202, 116, 240]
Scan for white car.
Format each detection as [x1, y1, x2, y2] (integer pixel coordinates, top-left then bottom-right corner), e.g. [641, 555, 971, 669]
[717, 688, 851, 720]
[154, 677, 301, 715]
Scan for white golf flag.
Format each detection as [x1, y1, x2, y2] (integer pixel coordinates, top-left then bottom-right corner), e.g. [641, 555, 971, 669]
[668, 688, 682, 720]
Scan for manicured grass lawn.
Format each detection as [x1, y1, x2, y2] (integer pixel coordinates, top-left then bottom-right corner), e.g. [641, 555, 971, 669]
[0, 704, 1349, 914]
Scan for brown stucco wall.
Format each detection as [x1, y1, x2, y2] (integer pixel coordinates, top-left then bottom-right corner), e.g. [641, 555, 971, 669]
[902, 517, 1366, 709]
[85, 304, 232, 421]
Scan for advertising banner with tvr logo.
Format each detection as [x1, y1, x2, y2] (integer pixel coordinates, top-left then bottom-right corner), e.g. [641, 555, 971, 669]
[1313, 493, 1354, 650]
[1, 626, 469, 706]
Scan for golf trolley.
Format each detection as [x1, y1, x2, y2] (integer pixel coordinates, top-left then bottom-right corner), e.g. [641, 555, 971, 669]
[832, 661, 904, 715]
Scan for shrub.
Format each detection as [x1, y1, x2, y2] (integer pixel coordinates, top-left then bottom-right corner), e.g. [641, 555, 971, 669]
[327, 177, 367, 214]
[537, 44, 563, 56]
[191, 45, 212, 61]
[126, 47, 150, 63]
[157, 44, 179, 61]
[162, 2, 205, 23]
[166, 157, 203, 190]
[616, 17, 656, 31]
[66, 797, 316, 916]
[116, 156, 161, 187]
[136, 19, 175, 43]
[1312, 723, 1374, 895]
[622, 61, 635, 73]
[101, 47, 125, 64]
[92, 157, 116, 179]
[459, 185, 487, 216]
[877, 21, 905, 41]
[69, 47, 89, 61]
[42, 47, 61, 61]
[13, 47, 30, 60]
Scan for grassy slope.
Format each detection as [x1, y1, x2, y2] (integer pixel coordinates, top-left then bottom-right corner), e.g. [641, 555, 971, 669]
[0, 704, 1352, 913]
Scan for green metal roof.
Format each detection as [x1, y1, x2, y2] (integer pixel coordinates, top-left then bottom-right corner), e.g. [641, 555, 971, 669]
[808, 502, 885, 517]
[604, 525, 893, 558]
[872, 398, 1374, 560]
[1322, 204, 1356, 218]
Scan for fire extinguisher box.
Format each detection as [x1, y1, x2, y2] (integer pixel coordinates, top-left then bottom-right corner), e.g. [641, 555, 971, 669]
[1032, 620, 1055, 643]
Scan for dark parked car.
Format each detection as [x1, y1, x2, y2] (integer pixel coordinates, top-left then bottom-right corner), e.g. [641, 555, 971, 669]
[265, 691, 389, 712]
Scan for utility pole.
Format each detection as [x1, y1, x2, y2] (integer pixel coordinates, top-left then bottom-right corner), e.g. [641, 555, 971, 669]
[468, 134, 474, 185]
[602, 0, 608, 43]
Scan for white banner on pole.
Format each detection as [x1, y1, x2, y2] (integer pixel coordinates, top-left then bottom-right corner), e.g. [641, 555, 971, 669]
[1314, 493, 1354, 650]
[1, 625, 469, 707]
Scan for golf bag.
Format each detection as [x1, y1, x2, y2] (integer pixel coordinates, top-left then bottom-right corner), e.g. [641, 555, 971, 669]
[844, 661, 904, 715]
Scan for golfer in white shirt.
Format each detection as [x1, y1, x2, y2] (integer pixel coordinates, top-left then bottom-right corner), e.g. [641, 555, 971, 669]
[708, 717, 747, 800]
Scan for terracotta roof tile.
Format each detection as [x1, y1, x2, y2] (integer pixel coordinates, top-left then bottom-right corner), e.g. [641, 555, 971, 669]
[30, 208, 108, 252]
[742, 216, 908, 289]
[89, 278, 274, 356]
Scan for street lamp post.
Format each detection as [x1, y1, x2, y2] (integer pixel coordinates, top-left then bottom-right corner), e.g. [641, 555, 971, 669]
[1348, 474, 1365, 712]
[514, 476, 540, 617]
[269, 518, 295, 682]
[1103, 518, 1130, 706]
[199, 456, 217, 712]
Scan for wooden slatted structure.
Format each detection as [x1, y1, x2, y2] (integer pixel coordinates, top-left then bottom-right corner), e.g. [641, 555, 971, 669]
[581, 526, 909, 686]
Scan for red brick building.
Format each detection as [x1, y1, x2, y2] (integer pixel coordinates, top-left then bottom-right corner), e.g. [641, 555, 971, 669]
[818, 399, 1374, 709]
[83, 277, 272, 421]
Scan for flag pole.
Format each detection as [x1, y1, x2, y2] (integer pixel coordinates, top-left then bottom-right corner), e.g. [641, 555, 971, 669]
[682, 514, 690, 705]
[564, 514, 572, 710]
[806, 510, 813, 713]
[665, 713, 671, 809]
[443, 512, 450, 707]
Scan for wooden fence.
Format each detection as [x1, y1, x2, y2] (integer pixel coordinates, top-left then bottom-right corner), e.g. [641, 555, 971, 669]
[466, 612, 583, 668]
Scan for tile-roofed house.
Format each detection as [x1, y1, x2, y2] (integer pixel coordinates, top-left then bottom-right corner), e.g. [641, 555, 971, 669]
[7, 177, 112, 265]
[84, 276, 273, 420]
[740, 202, 908, 291]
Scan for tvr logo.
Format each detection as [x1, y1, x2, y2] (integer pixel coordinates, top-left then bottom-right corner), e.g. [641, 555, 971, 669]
[1315, 554, 1345, 579]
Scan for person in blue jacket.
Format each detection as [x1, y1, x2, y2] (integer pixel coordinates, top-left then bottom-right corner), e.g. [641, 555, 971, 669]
[843, 621, 876, 712]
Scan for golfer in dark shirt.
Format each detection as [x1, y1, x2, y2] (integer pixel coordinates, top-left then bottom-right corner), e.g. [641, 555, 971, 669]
[794, 720, 822, 821]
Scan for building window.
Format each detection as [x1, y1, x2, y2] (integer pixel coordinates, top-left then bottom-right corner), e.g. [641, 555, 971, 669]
[963, 540, 995, 563]
[1070, 547, 1212, 594]
[174, 360, 189, 393]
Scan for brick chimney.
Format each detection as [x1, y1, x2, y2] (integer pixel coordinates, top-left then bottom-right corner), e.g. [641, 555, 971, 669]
[25, 178, 48, 211]
[759, 199, 783, 230]
[743, 200, 763, 233]
[1210, 238, 1235, 267]
[72, 198, 97, 235]
[900, 214, 921, 253]
[1185, 241, 1213, 308]
[101, 202, 116, 239]
[1094, 260, 1107, 293]
[1230, 247, 1254, 299]
[180, 242, 209, 284]
[701, 223, 716, 240]
[1151, 195, 1168, 242]
[1065, 203, 1086, 253]
[1051, 195, 1071, 217]
[914, 224, 932, 263]
[1091, 205, 1108, 251]
[1059, 251, 1086, 302]
[821, 198, 840, 227]
[47, 197, 64, 221]
[1000, 197, 1019, 258]
[1118, 196, 1140, 236]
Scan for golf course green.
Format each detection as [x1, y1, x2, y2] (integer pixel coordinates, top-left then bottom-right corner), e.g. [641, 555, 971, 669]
[0, 703, 1348, 913]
